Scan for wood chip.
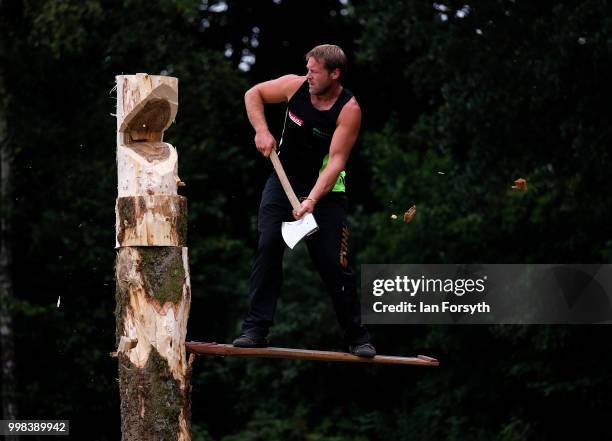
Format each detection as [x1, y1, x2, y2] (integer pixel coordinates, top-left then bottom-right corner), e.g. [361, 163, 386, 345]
[403, 205, 416, 223]
[511, 178, 528, 191]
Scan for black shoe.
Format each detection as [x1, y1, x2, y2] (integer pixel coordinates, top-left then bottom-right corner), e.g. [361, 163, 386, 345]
[233, 334, 269, 348]
[349, 342, 376, 358]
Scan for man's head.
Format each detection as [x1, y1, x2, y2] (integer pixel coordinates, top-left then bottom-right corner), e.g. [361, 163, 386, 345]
[304, 44, 347, 96]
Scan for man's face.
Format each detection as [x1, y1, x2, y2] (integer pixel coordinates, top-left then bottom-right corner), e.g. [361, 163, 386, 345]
[306, 57, 338, 96]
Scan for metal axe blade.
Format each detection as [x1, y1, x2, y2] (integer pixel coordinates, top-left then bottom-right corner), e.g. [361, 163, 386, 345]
[281, 213, 319, 249]
[269, 149, 320, 249]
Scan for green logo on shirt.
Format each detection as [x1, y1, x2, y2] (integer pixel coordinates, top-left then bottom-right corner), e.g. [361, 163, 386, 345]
[313, 127, 332, 139]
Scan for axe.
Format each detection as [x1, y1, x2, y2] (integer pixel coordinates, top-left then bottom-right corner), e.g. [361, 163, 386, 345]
[269, 149, 319, 249]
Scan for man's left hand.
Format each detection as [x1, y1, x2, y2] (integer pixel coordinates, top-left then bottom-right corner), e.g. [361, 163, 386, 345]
[293, 198, 316, 220]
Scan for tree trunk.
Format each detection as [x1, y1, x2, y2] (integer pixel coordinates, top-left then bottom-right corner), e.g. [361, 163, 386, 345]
[0, 24, 19, 440]
[115, 73, 192, 441]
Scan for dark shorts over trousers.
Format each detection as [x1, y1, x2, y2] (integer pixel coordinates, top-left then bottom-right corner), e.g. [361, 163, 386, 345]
[240, 173, 370, 346]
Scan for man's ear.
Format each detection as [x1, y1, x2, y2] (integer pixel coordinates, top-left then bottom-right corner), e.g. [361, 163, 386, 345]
[330, 68, 340, 80]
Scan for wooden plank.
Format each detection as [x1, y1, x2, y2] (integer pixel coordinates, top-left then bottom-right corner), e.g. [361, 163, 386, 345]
[186, 342, 439, 367]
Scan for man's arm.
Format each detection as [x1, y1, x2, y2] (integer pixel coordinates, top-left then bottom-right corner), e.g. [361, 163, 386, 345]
[244, 74, 304, 157]
[293, 98, 362, 219]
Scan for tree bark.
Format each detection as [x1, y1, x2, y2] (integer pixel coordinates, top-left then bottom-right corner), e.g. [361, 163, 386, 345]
[115, 195, 187, 248]
[0, 18, 19, 440]
[115, 74, 192, 441]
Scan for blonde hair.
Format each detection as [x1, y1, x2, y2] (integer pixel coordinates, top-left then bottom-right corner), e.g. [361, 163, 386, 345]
[305, 44, 347, 80]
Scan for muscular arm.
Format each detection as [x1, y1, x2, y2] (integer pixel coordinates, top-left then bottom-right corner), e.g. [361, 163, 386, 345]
[293, 98, 362, 219]
[244, 75, 304, 156]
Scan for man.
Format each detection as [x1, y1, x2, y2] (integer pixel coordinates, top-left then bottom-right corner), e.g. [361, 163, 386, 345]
[233, 44, 375, 357]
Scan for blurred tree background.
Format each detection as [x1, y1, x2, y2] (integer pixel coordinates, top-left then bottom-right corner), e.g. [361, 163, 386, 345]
[1, 0, 611, 439]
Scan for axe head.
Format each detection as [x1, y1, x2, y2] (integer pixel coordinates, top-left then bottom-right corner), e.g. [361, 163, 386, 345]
[281, 213, 319, 249]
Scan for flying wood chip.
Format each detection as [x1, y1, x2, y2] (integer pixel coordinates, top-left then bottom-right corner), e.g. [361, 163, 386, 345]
[512, 178, 528, 191]
[404, 205, 416, 223]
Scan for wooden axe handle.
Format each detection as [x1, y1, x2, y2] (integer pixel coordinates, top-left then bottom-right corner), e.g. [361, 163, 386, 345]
[269, 149, 302, 211]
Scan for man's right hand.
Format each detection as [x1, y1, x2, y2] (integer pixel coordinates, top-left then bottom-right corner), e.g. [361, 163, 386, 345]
[255, 130, 277, 157]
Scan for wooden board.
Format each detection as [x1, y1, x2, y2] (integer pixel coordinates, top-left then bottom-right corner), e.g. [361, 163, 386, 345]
[186, 342, 439, 367]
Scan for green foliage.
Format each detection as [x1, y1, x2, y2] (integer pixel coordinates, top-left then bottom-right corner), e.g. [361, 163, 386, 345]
[30, 1, 104, 57]
[1, 0, 611, 440]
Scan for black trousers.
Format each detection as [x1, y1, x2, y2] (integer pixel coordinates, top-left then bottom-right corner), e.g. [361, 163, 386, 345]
[241, 173, 370, 346]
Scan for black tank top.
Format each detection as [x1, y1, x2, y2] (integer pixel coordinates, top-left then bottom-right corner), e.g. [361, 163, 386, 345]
[278, 80, 353, 188]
